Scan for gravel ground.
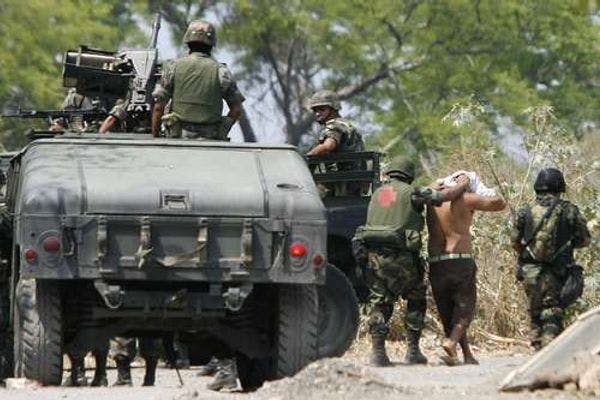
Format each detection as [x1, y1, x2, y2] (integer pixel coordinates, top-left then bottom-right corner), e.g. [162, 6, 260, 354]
[0, 353, 592, 400]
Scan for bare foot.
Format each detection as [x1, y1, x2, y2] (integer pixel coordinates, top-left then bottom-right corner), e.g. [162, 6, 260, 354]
[463, 355, 479, 365]
[441, 339, 458, 366]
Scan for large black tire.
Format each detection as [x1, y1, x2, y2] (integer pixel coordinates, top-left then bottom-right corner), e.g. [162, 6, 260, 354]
[0, 285, 13, 380]
[276, 284, 318, 378]
[14, 279, 63, 385]
[317, 264, 359, 357]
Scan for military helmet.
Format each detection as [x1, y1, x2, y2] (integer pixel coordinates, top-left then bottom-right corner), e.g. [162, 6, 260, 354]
[183, 21, 216, 46]
[307, 90, 341, 111]
[385, 156, 416, 179]
[534, 168, 566, 193]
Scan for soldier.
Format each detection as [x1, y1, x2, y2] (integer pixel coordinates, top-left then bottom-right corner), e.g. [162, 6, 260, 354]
[510, 168, 590, 349]
[51, 88, 104, 133]
[111, 337, 162, 386]
[306, 90, 364, 157]
[151, 21, 245, 139]
[353, 157, 469, 367]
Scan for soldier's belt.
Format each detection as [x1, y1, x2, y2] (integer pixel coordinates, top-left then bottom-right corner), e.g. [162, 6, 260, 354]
[428, 253, 473, 263]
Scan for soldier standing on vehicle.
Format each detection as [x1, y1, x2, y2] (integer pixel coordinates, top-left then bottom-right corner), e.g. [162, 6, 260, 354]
[510, 168, 590, 349]
[151, 21, 245, 139]
[427, 171, 506, 366]
[353, 157, 469, 367]
[51, 88, 105, 133]
[306, 90, 364, 157]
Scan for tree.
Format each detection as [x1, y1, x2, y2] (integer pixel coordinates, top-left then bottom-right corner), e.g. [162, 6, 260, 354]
[0, 0, 140, 149]
[219, 0, 411, 145]
[335, 0, 600, 157]
[213, 0, 600, 153]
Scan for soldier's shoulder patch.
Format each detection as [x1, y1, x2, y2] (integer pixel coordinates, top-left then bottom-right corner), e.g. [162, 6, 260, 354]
[326, 118, 352, 132]
[377, 185, 397, 208]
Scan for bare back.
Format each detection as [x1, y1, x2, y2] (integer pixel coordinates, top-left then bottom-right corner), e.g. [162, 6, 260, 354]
[427, 192, 506, 255]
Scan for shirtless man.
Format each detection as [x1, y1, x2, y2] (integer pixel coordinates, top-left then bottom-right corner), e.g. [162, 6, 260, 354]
[427, 172, 506, 365]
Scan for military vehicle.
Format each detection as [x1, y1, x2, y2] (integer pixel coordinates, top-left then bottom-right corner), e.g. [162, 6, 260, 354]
[0, 133, 361, 388]
[305, 151, 381, 355]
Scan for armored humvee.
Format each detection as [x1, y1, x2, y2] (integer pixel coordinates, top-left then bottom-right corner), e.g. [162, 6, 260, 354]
[304, 152, 380, 356]
[0, 134, 358, 388]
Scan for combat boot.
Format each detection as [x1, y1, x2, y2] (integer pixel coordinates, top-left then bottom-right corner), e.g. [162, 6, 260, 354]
[90, 351, 108, 387]
[404, 330, 428, 365]
[113, 357, 133, 386]
[67, 356, 88, 386]
[197, 356, 221, 376]
[142, 356, 158, 386]
[206, 358, 238, 391]
[369, 331, 391, 367]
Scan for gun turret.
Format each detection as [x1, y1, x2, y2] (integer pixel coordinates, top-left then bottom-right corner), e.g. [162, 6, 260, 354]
[61, 13, 162, 126]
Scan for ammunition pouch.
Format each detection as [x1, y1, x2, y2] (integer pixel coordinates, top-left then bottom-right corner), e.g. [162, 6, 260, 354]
[162, 112, 182, 138]
[354, 226, 421, 252]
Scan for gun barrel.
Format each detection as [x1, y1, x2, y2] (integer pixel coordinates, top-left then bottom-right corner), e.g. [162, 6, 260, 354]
[149, 13, 162, 48]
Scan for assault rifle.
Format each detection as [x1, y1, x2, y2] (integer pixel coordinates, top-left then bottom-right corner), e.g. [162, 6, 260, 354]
[61, 13, 162, 125]
[1, 108, 108, 123]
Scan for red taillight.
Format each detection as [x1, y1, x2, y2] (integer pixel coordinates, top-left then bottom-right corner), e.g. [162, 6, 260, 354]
[312, 253, 324, 267]
[24, 249, 37, 263]
[42, 236, 61, 253]
[289, 242, 307, 258]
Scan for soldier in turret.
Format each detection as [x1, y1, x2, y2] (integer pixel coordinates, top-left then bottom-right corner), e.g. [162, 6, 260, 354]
[353, 157, 469, 367]
[306, 90, 364, 157]
[151, 21, 245, 139]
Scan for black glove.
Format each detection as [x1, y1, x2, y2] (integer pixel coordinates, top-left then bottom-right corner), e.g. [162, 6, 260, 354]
[351, 237, 368, 266]
[515, 263, 524, 282]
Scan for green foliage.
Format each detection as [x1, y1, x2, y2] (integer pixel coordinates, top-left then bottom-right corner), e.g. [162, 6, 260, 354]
[353, 0, 600, 154]
[0, 0, 141, 149]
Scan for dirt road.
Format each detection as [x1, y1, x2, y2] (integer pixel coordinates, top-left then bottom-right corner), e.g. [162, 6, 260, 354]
[0, 353, 588, 400]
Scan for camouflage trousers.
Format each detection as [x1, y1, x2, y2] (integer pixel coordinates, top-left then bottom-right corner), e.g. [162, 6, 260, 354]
[110, 336, 162, 362]
[364, 247, 426, 335]
[521, 263, 566, 348]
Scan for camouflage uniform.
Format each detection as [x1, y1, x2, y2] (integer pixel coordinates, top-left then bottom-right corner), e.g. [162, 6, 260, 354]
[106, 99, 151, 133]
[152, 55, 244, 139]
[55, 88, 105, 132]
[313, 117, 364, 159]
[511, 193, 590, 348]
[110, 336, 162, 386]
[358, 179, 427, 335]
[353, 157, 442, 366]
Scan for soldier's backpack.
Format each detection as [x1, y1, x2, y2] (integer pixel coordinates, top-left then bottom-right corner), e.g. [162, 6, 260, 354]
[522, 199, 568, 263]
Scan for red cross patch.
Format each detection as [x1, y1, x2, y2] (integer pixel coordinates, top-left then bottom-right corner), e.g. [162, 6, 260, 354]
[377, 186, 397, 208]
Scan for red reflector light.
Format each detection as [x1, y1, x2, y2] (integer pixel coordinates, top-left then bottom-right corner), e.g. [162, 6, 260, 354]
[24, 249, 37, 263]
[42, 236, 61, 253]
[289, 242, 307, 258]
[312, 254, 324, 266]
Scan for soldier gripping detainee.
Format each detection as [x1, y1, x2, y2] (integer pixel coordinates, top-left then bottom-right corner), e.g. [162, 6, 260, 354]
[352, 158, 471, 367]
